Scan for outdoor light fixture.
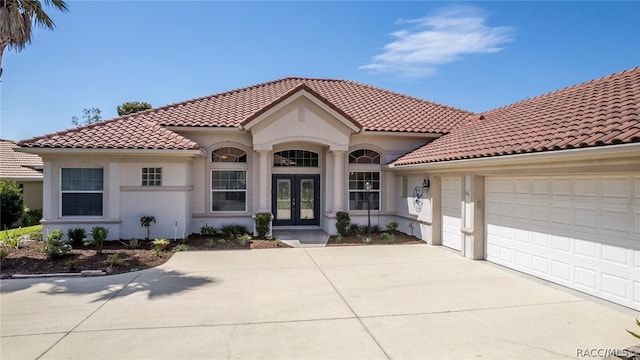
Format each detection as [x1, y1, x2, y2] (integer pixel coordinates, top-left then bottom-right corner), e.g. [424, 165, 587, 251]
[422, 178, 431, 192]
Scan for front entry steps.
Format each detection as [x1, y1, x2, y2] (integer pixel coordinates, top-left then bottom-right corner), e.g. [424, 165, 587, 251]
[272, 229, 330, 248]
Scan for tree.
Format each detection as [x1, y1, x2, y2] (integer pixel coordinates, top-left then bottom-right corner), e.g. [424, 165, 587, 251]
[71, 107, 102, 127]
[0, 180, 24, 229]
[117, 101, 152, 116]
[0, 0, 69, 77]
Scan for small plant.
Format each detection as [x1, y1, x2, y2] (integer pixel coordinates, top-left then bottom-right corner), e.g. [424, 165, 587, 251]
[386, 221, 399, 232]
[335, 235, 343, 243]
[380, 232, 394, 243]
[217, 238, 226, 245]
[85, 226, 108, 254]
[107, 253, 120, 268]
[45, 228, 71, 258]
[0, 248, 8, 262]
[128, 238, 140, 249]
[173, 244, 189, 252]
[205, 238, 215, 248]
[336, 211, 350, 236]
[220, 224, 249, 238]
[65, 258, 77, 271]
[254, 212, 272, 238]
[236, 233, 252, 246]
[140, 215, 156, 240]
[628, 318, 640, 340]
[67, 228, 86, 247]
[151, 238, 170, 251]
[362, 236, 372, 244]
[152, 247, 162, 257]
[274, 239, 282, 247]
[200, 224, 216, 236]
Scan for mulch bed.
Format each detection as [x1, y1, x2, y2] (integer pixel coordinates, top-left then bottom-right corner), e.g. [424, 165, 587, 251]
[1, 231, 424, 277]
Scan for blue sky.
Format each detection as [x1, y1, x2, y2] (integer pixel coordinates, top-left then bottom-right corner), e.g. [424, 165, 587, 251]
[1, 1, 639, 141]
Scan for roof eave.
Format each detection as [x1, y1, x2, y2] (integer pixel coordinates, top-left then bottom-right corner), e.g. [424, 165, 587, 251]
[15, 147, 204, 157]
[387, 143, 640, 171]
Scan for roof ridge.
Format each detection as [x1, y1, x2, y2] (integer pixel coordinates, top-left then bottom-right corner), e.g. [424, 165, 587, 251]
[340, 78, 476, 115]
[483, 67, 640, 115]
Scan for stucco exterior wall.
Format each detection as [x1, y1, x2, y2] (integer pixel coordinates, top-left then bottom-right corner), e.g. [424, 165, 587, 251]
[20, 180, 43, 210]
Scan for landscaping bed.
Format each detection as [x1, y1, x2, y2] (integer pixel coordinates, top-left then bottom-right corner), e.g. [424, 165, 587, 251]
[0, 234, 287, 277]
[327, 231, 424, 246]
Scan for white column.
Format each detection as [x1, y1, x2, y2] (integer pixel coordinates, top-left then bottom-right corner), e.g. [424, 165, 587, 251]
[332, 150, 345, 212]
[257, 150, 270, 212]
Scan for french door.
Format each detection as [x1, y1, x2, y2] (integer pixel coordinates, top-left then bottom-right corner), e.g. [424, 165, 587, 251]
[272, 175, 320, 226]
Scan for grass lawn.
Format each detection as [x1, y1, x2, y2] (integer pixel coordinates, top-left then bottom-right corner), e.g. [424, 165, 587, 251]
[0, 225, 43, 239]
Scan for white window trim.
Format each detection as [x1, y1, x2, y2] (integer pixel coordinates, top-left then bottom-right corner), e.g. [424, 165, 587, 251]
[60, 167, 104, 218]
[210, 169, 248, 213]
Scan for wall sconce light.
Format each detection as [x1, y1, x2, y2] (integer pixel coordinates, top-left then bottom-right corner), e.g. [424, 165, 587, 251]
[422, 178, 431, 192]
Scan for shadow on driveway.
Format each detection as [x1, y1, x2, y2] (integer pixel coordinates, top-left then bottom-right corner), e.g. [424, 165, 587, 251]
[2, 269, 215, 302]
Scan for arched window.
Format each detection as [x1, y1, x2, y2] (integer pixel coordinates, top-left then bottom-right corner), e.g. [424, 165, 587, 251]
[349, 149, 380, 164]
[212, 147, 247, 163]
[273, 150, 319, 167]
[348, 148, 381, 211]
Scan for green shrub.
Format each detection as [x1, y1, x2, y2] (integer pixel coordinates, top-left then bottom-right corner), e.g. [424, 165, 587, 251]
[107, 253, 120, 267]
[380, 232, 394, 243]
[217, 238, 226, 245]
[254, 212, 272, 238]
[67, 228, 86, 247]
[173, 244, 189, 252]
[336, 211, 350, 236]
[205, 238, 215, 248]
[236, 233, 252, 246]
[348, 223, 361, 235]
[386, 221, 399, 232]
[0, 180, 23, 229]
[45, 229, 71, 258]
[220, 224, 249, 238]
[23, 208, 42, 227]
[0, 248, 8, 262]
[85, 226, 108, 254]
[152, 238, 170, 251]
[200, 224, 216, 236]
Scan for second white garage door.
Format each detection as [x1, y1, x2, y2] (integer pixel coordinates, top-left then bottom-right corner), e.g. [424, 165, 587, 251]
[442, 177, 462, 251]
[485, 176, 640, 310]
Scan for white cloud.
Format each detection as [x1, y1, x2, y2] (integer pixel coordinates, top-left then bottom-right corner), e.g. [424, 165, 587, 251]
[360, 6, 515, 78]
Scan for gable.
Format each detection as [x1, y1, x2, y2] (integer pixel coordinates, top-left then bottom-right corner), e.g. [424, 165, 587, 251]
[249, 95, 356, 151]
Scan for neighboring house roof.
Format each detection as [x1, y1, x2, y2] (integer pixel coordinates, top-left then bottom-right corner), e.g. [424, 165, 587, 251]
[392, 67, 640, 166]
[17, 78, 473, 150]
[0, 139, 43, 180]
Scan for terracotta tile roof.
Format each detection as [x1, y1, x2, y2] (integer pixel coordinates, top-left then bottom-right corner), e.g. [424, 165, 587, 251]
[122, 77, 473, 133]
[18, 119, 200, 150]
[0, 139, 43, 180]
[393, 67, 640, 166]
[18, 78, 472, 150]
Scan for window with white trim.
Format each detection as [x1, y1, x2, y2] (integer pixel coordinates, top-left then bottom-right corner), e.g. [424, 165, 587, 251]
[142, 167, 162, 186]
[348, 171, 380, 210]
[61, 168, 103, 216]
[211, 170, 246, 212]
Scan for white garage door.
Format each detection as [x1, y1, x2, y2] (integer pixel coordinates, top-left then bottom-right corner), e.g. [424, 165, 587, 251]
[486, 176, 640, 310]
[442, 177, 462, 251]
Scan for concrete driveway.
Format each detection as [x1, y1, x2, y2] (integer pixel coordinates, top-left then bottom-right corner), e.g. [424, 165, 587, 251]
[1, 245, 637, 359]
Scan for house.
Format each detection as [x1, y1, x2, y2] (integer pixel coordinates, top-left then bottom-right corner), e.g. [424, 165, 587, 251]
[17, 68, 640, 310]
[0, 139, 43, 210]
